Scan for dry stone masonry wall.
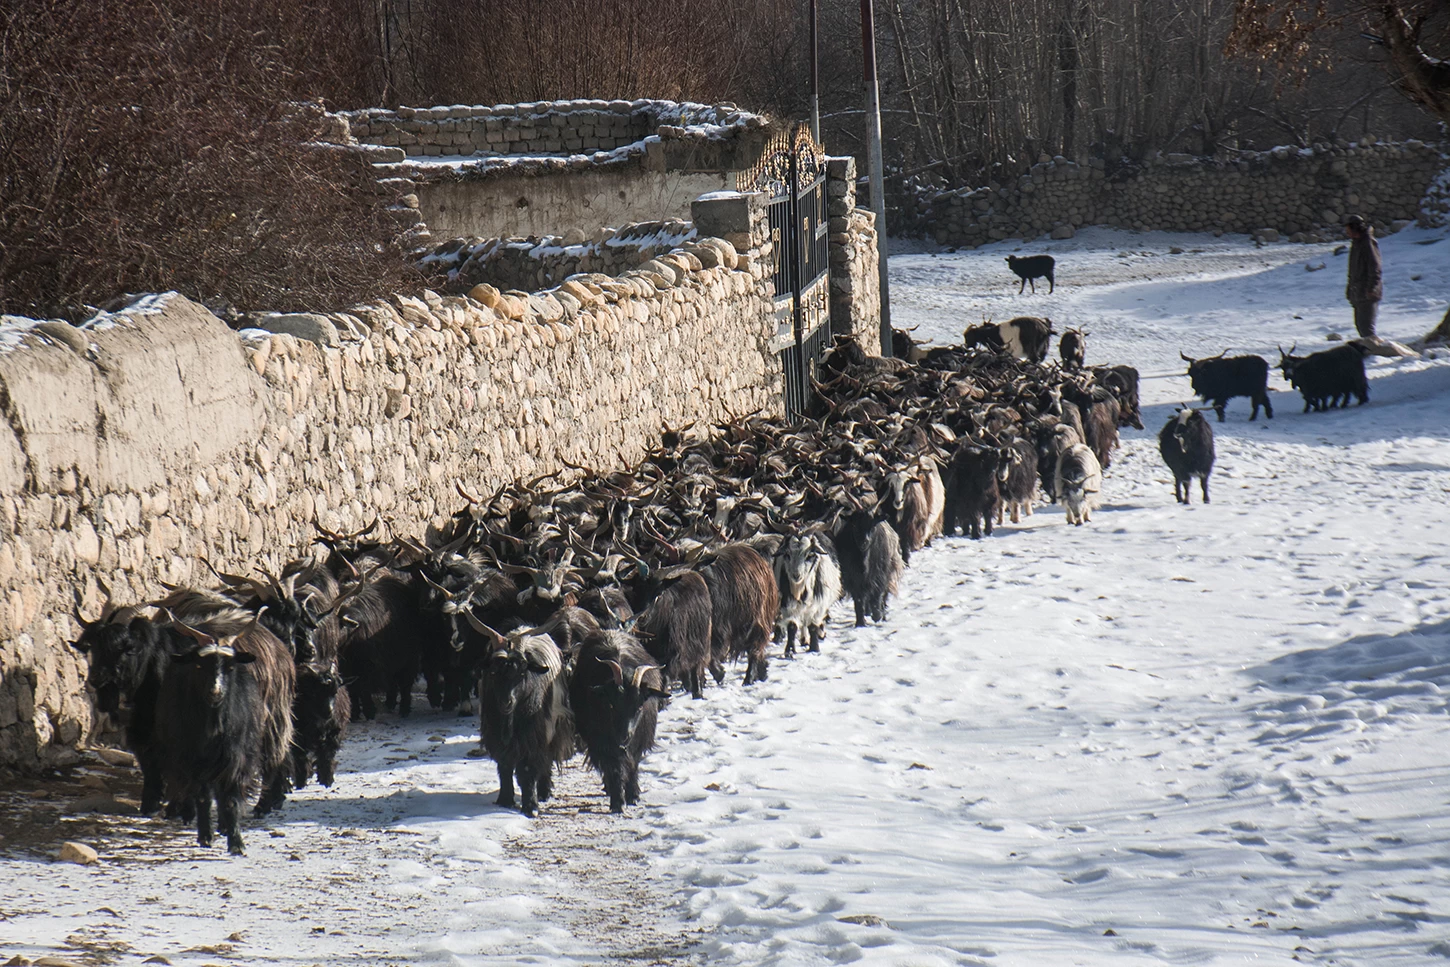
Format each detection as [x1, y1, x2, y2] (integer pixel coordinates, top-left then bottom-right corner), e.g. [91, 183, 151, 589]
[0, 200, 781, 771]
[420, 219, 701, 294]
[826, 157, 882, 349]
[342, 99, 768, 162]
[910, 140, 1448, 247]
[328, 100, 776, 245]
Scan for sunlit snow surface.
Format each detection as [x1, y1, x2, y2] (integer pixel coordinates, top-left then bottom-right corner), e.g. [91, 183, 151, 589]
[5, 227, 1450, 967]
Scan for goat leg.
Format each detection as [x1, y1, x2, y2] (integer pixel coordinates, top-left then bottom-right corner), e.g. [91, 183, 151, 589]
[604, 763, 626, 813]
[624, 762, 641, 806]
[219, 788, 245, 856]
[495, 761, 517, 809]
[138, 753, 164, 816]
[292, 744, 311, 790]
[517, 762, 540, 817]
[195, 792, 214, 849]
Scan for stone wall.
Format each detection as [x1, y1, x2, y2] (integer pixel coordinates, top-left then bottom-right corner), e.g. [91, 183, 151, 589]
[0, 202, 780, 772]
[415, 170, 729, 245]
[342, 99, 766, 159]
[333, 100, 775, 242]
[908, 139, 1448, 247]
[826, 157, 882, 351]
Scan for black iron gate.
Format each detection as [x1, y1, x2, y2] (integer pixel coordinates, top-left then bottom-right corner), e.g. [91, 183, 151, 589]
[740, 124, 829, 420]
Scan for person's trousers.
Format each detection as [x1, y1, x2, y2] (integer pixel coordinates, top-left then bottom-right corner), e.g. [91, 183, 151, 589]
[1352, 300, 1378, 339]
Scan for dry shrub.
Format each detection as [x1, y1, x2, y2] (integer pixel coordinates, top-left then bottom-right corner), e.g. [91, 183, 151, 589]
[0, 0, 414, 317]
[356, 0, 802, 113]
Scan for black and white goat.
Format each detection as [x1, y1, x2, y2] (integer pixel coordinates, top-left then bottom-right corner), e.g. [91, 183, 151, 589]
[963, 317, 1054, 364]
[1158, 407, 1215, 504]
[773, 532, 843, 657]
[1056, 443, 1103, 525]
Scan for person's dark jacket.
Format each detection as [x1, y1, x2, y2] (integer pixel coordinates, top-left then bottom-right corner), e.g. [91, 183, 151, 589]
[1346, 231, 1382, 304]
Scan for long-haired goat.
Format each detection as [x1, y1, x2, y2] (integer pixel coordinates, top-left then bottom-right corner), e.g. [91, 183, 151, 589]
[570, 631, 667, 814]
[835, 509, 903, 626]
[1158, 407, 1215, 504]
[475, 625, 574, 817]
[154, 611, 294, 853]
[634, 569, 714, 699]
[700, 544, 779, 686]
[773, 532, 843, 656]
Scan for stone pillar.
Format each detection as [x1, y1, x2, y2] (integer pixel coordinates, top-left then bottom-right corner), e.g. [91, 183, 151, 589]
[825, 157, 882, 351]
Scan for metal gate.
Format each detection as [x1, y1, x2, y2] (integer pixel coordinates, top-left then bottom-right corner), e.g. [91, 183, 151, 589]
[739, 125, 829, 420]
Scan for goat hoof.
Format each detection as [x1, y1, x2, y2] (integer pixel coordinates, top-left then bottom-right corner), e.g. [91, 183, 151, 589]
[227, 836, 245, 856]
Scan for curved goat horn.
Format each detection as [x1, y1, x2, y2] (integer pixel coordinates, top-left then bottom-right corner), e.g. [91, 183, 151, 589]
[597, 657, 624, 686]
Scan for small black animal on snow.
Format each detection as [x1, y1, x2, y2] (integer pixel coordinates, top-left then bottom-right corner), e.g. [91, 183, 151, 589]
[1006, 255, 1055, 294]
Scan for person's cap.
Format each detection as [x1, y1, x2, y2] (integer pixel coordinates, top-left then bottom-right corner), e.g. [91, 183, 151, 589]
[1344, 214, 1366, 230]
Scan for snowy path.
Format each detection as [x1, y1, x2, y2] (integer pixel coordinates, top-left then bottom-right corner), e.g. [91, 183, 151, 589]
[3, 226, 1450, 967]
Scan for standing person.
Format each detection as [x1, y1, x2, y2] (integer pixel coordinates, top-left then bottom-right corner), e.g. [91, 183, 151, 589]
[1344, 214, 1382, 340]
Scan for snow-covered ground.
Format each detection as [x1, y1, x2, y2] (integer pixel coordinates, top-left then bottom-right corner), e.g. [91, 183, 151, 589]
[4, 226, 1450, 967]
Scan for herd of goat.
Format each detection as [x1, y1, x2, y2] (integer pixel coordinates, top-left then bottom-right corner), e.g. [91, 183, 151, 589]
[67, 308, 1374, 855]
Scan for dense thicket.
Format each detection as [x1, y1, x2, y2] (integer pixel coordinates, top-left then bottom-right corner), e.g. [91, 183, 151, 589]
[2, 0, 1445, 315]
[0, 1, 411, 317]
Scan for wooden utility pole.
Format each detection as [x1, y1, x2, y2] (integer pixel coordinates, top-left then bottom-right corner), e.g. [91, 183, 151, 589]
[860, 0, 892, 355]
[809, 0, 821, 141]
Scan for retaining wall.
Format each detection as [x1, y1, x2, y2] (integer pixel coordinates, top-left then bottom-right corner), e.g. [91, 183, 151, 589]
[0, 197, 780, 771]
[908, 139, 1448, 246]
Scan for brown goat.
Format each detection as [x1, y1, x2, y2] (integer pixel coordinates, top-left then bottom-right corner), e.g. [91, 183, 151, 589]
[701, 544, 780, 686]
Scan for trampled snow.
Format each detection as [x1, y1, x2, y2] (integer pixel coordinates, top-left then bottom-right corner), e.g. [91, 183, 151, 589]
[4, 227, 1450, 967]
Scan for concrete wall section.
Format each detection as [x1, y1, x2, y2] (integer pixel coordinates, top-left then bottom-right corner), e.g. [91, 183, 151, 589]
[0, 216, 779, 771]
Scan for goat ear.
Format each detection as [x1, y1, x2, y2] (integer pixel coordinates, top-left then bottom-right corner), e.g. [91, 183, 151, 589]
[232, 651, 258, 665]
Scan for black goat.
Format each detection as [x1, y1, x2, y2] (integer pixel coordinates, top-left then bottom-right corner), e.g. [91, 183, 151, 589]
[70, 603, 170, 815]
[634, 569, 714, 699]
[1093, 365, 1144, 429]
[1158, 408, 1215, 504]
[998, 435, 1039, 525]
[943, 443, 1010, 539]
[1181, 351, 1273, 422]
[834, 509, 903, 626]
[1005, 254, 1055, 293]
[1059, 328, 1086, 370]
[154, 613, 295, 854]
[570, 630, 667, 814]
[291, 659, 349, 790]
[336, 571, 426, 720]
[476, 626, 574, 817]
[700, 544, 779, 686]
[1278, 344, 1369, 412]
